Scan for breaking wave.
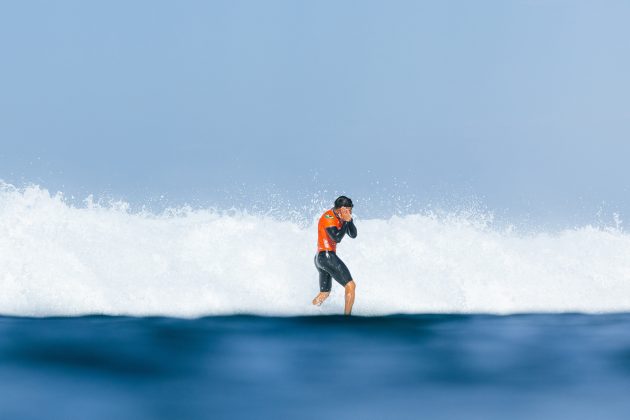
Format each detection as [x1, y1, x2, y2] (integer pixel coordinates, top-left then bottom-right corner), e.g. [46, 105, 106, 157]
[2, 183, 630, 317]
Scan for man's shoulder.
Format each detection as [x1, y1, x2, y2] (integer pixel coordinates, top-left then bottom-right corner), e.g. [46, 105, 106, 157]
[319, 209, 337, 224]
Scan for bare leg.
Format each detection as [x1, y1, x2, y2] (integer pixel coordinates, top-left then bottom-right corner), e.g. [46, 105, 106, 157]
[344, 281, 356, 316]
[312, 292, 330, 306]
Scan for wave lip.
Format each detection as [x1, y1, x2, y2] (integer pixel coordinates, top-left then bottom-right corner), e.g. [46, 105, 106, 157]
[2, 183, 630, 317]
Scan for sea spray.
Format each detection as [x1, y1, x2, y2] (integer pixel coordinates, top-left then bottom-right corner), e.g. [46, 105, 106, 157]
[2, 183, 630, 317]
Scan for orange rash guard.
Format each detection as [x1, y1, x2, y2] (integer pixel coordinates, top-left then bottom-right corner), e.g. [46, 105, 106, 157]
[317, 209, 357, 252]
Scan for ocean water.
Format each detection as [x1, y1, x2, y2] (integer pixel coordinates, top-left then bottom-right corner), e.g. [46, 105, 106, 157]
[2, 183, 630, 419]
[1, 314, 630, 420]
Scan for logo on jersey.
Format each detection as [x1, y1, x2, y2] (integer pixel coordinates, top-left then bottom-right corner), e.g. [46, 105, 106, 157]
[325, 214, 334, 219]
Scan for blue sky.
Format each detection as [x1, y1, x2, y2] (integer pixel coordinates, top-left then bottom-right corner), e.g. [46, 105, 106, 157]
[1, 1, 629, 222]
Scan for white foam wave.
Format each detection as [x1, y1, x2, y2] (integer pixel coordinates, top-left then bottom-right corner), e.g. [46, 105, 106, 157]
[2, 183, 630, 317]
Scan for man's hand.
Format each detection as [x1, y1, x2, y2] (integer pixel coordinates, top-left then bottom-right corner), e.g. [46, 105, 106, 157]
[339, 207, 353, 222]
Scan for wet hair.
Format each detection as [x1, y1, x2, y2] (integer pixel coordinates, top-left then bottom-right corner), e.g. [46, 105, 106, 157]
[334, 196, 353, 209]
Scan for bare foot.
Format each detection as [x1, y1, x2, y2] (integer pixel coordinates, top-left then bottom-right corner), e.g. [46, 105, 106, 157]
[312, 292, 330, 306]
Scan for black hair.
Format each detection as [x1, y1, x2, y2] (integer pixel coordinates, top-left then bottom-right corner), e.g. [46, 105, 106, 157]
[334, 196, 353, 209]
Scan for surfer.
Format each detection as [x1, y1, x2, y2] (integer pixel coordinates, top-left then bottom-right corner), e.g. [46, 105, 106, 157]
[312, 196, 358, 315]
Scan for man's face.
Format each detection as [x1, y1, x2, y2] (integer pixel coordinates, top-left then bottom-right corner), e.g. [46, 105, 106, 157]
[338, 206, 352, 219]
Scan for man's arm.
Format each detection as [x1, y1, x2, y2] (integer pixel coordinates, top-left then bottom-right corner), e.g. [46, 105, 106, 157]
[346, 219, 357, 238]
[325, 223, 349, 243]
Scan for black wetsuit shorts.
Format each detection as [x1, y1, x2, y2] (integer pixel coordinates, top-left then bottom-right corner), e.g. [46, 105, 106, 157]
[314, 251, 353, 292]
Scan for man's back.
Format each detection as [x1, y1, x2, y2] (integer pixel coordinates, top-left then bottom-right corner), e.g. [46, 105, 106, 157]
[317, 209, 343, 252]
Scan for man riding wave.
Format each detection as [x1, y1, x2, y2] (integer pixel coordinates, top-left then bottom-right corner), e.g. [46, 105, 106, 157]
[312, 196, 357, 315]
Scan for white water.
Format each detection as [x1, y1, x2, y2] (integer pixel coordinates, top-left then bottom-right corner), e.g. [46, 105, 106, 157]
[2, 183, 630, 317]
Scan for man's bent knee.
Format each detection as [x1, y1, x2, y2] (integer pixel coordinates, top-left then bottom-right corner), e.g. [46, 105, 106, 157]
[345, 281, 356, 292]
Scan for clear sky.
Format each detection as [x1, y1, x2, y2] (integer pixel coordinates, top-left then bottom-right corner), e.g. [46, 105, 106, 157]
[1, 1, 629, 223]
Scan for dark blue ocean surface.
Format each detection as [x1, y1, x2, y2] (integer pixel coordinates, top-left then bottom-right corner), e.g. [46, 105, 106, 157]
[1, 314, 629, 420]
